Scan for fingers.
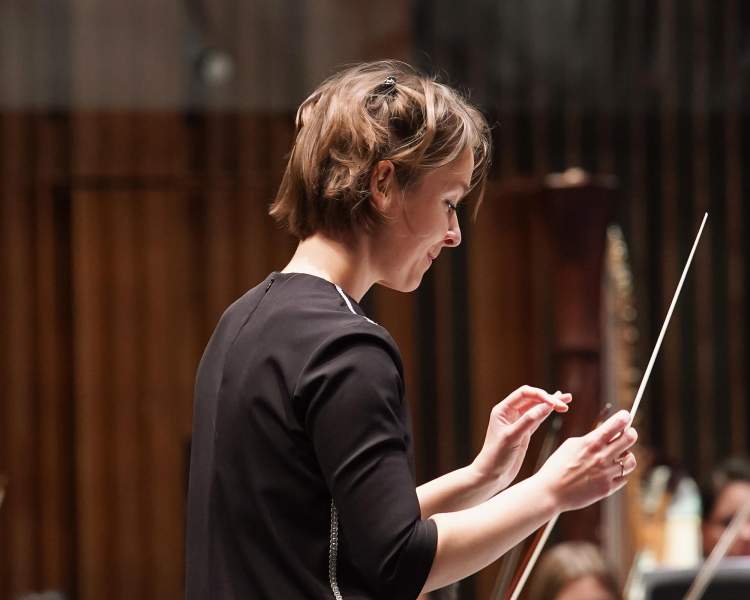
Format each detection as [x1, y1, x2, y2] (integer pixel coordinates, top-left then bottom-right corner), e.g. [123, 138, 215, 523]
[505, 385, 570, 413]
[507, 402, 554, 439]
[611, 451, 637, 481]
[584, 409, 630, 452]
[607, 426, 638, 458]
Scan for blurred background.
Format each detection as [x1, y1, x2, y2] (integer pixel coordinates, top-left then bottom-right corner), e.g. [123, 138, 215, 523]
[1, 1, 749, 599]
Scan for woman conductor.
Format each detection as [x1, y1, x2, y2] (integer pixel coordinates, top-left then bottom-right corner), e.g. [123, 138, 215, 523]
[185, 60, 638, 600]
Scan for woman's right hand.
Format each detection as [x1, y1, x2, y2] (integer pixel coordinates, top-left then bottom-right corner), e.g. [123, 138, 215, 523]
[535, 409, 638, 513]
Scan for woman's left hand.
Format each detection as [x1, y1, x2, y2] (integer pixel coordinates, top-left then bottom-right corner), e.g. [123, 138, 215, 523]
[471, 385, 571, 492]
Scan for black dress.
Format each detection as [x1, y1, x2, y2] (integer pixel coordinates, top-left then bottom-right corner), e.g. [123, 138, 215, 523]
[186, 272, 437, 600]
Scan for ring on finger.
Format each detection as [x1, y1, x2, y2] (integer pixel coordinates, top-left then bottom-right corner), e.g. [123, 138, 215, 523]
[618, 459, 624, 478]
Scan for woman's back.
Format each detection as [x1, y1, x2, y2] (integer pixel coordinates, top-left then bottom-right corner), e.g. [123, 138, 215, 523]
[186, 272, 436, 600]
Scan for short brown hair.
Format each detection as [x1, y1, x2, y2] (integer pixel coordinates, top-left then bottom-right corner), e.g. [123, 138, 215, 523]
[527, 542, 622, 600]
[269, 60, 492, 240]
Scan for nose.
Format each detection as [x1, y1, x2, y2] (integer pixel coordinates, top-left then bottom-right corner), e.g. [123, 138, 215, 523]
[444, 213, 462, 247]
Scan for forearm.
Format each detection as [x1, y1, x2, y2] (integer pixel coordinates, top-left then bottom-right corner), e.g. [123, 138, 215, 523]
[421, 474, 559, 593]
[420, 410, 638, 593]
[417, 387, 568, 519]
[416, 463, 501, 518]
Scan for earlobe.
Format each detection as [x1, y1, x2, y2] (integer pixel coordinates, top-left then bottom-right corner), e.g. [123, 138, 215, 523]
[369, 160, 396, 212]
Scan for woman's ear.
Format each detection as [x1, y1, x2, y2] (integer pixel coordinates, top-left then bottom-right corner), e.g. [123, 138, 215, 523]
[369, 160, 396, 213]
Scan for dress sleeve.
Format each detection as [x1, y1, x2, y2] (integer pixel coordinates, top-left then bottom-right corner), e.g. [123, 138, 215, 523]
[296, 325, 437, 599]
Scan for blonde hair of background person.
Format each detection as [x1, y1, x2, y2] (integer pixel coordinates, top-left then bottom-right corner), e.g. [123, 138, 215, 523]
[526, 542, 622, 600]
[185, 60, 639, 600]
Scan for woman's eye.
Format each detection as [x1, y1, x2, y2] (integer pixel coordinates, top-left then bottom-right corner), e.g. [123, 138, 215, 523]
[445, 200, 457, 214]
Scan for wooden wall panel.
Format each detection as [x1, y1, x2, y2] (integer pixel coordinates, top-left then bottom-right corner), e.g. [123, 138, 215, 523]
[691, 0, 716, 478]
[34, 150, 75, 593]
[0, 113, 74, 600]
[467, 182, 539, 600]
[724, 0, 746, 455]
[72, 190, 116, 599]
[141, 192, 192, 598]
[657, 0, 684, 462]
[1, 175, 38, 597]
[623, 0, 652, 447]
[1, 113, 72, 599]
[592, 0, 615, 175]
[71, 190, 200, 600]
[110, 191, 145, 596]
[202, 185, 239, 330]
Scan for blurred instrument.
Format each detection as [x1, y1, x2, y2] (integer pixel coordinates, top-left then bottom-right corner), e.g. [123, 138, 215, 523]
[602, 225, 642, 583]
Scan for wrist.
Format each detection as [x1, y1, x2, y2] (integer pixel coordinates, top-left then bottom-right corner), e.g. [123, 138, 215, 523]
[526, 473, 563, 520]
[467, 460, 504, 496]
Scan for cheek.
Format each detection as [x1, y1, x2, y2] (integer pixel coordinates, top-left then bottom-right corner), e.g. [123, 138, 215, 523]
[417, 213, 449, 245]
[403, 195, 444, 234]
[404, 211, 437, 238]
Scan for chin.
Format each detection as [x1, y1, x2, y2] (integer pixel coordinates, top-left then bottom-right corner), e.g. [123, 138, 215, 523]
[378, 272, 423, 293]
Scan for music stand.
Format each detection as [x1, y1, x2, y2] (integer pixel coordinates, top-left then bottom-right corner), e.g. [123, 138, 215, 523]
[643, 556, 750, 600]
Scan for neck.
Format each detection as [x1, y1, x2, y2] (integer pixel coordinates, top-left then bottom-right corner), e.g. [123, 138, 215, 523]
[281, 232, 374, 302]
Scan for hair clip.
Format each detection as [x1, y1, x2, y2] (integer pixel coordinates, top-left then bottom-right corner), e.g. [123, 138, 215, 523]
[373, 76, 398, 98]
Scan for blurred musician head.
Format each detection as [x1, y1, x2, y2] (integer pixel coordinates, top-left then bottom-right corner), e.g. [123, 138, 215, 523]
[700, 456, 750, 557]
[526, 541, 621, 600]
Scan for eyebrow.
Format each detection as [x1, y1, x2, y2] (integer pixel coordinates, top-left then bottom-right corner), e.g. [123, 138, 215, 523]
[453, 182, 470, 198]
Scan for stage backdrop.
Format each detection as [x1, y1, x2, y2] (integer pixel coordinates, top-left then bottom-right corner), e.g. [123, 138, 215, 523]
[2, 1, 749, 599]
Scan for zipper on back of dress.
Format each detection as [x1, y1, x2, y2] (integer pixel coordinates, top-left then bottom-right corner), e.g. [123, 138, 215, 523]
[329, 499, 344, 600]
[325, 283, 363, 600]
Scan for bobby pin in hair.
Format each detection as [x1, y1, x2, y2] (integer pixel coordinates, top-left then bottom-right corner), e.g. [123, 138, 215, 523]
[373, 76, 397, 98]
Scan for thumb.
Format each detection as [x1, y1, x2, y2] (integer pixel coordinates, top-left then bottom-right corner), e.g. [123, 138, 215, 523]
[507, 403, 553, 441]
